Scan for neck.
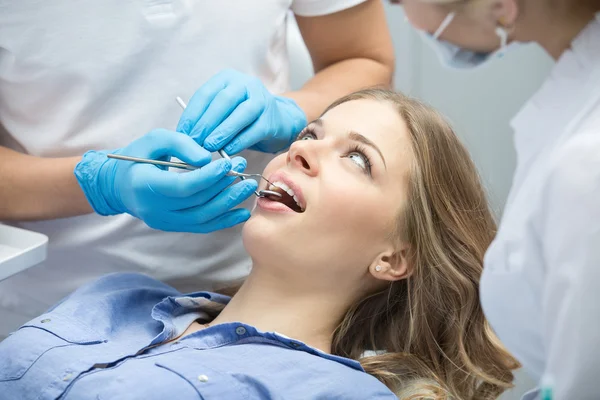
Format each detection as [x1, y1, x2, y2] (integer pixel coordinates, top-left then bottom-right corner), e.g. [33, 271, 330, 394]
[523, 5, 598, 60]
[209, 267, 352, 353]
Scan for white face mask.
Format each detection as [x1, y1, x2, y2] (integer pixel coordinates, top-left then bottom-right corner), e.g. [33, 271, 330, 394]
[420, 12, 519, 70]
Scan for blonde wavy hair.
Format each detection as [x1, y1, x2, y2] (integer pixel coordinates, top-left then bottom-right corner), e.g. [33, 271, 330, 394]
[325, 89, 520, 399]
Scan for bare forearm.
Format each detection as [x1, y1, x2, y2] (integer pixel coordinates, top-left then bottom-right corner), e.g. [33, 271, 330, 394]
[287, 0, 395, 122]
[283, 58, 393, 122]
[0, 146, 92, 221]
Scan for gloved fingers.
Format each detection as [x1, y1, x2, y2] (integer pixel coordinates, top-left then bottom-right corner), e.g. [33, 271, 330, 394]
[146, 208, 251, 234]
[176, 71, 235, 135]
[222, 118, 269, 155]
[148, 156, 247, 198]
[190, 208, 252, 233]
[144, 158, 232, 198]
[188, 83, 250, 145]
[166, 174, 239, 210]
[168, 179, 258, 225]
[132, 129, 213, 167]
[163, 156, 249, 209]
[203, 97, 265, 152]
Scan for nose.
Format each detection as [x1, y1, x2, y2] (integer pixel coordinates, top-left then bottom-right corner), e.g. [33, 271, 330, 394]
[286, 140, 319, 177]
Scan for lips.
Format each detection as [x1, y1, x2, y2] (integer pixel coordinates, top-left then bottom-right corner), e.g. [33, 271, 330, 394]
[268, 171, 306, 210]
[257, 170, 306, 213]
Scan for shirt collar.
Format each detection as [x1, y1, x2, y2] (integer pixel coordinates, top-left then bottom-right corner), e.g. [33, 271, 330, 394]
[149, 291, 227, 346]
[510, 13, 600, 164]
[150, 290, 365, 372]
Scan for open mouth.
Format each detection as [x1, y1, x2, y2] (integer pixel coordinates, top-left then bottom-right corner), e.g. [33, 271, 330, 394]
[267, 181, 305, 213]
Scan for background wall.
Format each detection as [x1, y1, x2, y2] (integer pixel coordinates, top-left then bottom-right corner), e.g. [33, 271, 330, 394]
[287, 3, 555, 399]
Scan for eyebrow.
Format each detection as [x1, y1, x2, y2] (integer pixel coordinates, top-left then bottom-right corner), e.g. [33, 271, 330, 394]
[310, 119, 387, 169]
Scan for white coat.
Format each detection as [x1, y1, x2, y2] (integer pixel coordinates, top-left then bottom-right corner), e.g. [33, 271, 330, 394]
[480, 12, 600, 400]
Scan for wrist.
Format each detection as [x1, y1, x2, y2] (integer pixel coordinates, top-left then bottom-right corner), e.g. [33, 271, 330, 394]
[74, 150, 123, 216]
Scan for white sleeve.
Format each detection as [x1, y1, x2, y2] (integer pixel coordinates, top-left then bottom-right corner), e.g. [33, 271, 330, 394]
[540, 132, 600, 399]
[291, 0, 368, 17]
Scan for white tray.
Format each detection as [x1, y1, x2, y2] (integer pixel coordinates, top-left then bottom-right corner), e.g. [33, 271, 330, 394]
[0, 224, 48, 281]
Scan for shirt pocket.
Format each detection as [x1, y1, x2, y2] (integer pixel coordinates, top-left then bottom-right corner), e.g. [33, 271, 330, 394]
[0, 312, 105, 381]
[155, 359, 250, 400]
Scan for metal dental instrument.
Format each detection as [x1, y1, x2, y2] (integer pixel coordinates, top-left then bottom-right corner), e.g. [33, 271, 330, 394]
[106, 153, 281, 192]
[107, 154, 197, 170]
[175, 96, 281, 199]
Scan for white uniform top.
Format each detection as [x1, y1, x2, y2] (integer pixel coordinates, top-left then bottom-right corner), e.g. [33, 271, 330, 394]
[480, 13, 600, 399]
[0, 0, 366, 336]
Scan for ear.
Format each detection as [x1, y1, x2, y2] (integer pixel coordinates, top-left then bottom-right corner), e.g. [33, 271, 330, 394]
[369, 245, 411, 282]
[491, 0, 519, 28]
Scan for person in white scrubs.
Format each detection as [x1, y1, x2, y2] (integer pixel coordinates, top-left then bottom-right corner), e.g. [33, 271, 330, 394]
[0, 0, 395, 338]
[392, 0, 600, 398]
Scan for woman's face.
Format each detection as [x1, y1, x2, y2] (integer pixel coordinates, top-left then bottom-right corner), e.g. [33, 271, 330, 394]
[400, 0, 507, 53]
[242, 99, 413, 292]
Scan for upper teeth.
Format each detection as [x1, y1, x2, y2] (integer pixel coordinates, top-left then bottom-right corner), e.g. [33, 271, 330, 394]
[269, 181, 303, 210]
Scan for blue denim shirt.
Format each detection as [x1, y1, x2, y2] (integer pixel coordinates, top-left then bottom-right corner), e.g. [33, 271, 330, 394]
[0, 273, 397, 400]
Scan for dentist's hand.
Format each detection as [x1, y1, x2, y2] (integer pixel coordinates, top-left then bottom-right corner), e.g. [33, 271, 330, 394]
[177, 69, 307, 154]
[74, 129, 258, 233]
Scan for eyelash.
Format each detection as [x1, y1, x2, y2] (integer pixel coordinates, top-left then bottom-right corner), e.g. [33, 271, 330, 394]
[346, 143, 373, 176]
[295, 128, 373, 177]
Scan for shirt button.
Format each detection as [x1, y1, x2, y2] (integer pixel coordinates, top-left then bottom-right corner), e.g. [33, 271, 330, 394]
[235, 326, 246, 335]
[197, 374, 209, 382]
[41, 319, 51, 324]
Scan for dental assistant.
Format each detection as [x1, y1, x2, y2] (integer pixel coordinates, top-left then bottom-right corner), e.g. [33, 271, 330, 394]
[0, 0, 395, 338]
[393, 0, 600, 398]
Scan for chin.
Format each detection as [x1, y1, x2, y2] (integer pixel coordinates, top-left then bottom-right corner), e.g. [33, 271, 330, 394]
[242, 212, 302, 268]
[241, 213, 276, 259]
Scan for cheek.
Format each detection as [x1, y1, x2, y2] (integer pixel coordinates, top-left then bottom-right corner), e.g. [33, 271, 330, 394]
[314, 182, 393, 243]
[402, 1, 444, 33]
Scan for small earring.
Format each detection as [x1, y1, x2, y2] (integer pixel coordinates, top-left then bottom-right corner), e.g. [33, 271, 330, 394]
[375, 265, 382, 272]
[497, 16, 515, 34]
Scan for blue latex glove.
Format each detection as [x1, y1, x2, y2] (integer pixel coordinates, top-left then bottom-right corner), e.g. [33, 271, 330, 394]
[177, 69, 307, 154]
[74, 129, 258, 233]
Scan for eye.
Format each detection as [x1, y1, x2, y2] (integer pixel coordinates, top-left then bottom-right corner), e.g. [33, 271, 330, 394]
[348, 152, 368, 169]
[344, 144, 372, 176]
[296, 128, 317, 141]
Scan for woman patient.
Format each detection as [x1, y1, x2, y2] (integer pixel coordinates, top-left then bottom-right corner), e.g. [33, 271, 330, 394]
[0, 89, 518, 399]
